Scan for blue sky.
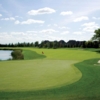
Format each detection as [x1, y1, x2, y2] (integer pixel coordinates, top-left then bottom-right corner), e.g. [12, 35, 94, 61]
[0, 0, 100, 44]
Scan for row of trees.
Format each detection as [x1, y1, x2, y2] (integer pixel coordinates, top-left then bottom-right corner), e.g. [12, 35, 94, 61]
[0, 28, 100, 48]
[0, 40, 99, 48]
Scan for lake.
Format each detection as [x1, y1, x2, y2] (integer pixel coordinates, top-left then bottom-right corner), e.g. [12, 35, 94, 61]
[0, 50, 12, 60]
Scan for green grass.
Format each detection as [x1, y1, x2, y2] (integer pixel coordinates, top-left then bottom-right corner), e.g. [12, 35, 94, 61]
[23, 48, 100, 60]
[0, 48, 100, 100]
[0, 60, 81, 91]
[23, 50, 46, 60]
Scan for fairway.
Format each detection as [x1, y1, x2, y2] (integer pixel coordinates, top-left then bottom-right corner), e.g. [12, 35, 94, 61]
[0, 48, 100, 100]
[0, 60, 81, 91]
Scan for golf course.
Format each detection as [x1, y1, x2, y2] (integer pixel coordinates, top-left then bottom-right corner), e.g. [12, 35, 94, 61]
[0, 48, 100, 100]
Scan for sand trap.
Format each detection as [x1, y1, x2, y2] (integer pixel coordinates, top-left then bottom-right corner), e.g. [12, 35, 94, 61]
[98, 60, 100, 64]
[94, 60, 100, 66]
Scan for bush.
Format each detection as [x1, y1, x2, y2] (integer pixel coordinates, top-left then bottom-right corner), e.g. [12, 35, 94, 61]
[11, 50, 24, 60]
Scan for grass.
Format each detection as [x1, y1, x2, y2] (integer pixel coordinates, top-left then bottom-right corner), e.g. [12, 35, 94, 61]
[23, 50, 46, 60]
[0, 60, 81, 91]
[0, 48, 100, 100]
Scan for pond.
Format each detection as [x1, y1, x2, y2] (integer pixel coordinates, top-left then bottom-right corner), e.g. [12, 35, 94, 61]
[0, 50, 12, 60]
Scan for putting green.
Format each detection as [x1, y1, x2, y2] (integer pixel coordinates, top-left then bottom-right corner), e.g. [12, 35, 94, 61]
[0, 60, 82, 91]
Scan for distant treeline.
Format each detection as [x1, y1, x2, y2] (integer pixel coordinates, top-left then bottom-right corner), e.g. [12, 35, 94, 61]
[0, 40, 99, 48]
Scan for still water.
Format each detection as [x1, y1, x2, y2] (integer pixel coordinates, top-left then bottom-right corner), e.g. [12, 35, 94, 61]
[0, 50, 12, 60]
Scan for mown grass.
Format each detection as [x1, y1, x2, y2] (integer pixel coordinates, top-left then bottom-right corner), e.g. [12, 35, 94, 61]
[23, 50, 46, 60]
[0, 48, 100, 100]
[25, 48, 100, 61]
[0, 60, 81, 91]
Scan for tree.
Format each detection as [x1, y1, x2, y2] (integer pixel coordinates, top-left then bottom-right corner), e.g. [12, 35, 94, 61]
[92, 28, 100, 47]
[11, 50, 24, 60]
[34, 41, 39, 47]
[92, 28, 100, 42]
[53, 41, 58, 49]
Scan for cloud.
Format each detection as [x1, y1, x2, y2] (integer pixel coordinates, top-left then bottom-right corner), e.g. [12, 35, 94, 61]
[15, 16, 23, 19]
[92, 17, 100, 20]
[40, 29, 58, 34]
[61, 31, 69, 35]
[1, 17, 15, 21]
[73, 16, 89, 22]
[11, 32, 26, 36]
[0, 31, 36, 43]
[15, 19, 45, 24]
[15, 20, 20, 24]
[26, 31, 38, 33]
[73, 32, 83, 35]
[21, 19, 44, 24]
[28, 7, 56, 15]
[82, 22, 99, 33]
[0, 14, 2, 17]
[59, 26, 70, 29]
[60, 11, 73, 15]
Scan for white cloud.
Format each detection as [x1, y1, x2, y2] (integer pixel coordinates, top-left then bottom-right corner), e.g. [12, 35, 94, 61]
[11, 32, 25, 35]
[82, 22, 99, 33]
[15, 20, 20, 24]
[61, 31, 69, 35]
[60, 11, 73, 15]
[0, 32, 13, 40]
[0, 32, 35, 43]
[21, 19, 44, 24]
[26, 31, 38, 33]
[0, 14, 2, 17]
[92, 17, 100, 20]
[15, 16, 23, 19]
[1, 17, 15, 21]
[15, 19, 45, 24]
[59, 26, 69, 29]
[28, 7, 56, 15]
[74, 16, 89, 22]
[73, 32, 83, 35]
[40, 29, 58, 34]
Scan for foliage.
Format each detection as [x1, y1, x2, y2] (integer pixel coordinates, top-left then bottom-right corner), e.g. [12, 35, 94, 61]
[92, 28, 100, 42]
[11, 50, 24, 60]
[0, 39, 99, 48]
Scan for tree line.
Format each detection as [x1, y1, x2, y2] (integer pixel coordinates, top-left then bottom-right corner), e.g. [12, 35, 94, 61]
[0, 28, 100, 48]
[0, 40, 99, 48]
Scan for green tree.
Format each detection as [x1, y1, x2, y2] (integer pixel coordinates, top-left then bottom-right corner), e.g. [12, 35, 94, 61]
[92, 28, 100, 42]
[53, 41, 58, 49]
[11, 50, 24, 60]
[34, 41, 39, 47]
[92, 28, 100, 47]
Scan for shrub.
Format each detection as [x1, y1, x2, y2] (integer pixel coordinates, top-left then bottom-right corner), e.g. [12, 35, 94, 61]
[11, 50, 24, 60]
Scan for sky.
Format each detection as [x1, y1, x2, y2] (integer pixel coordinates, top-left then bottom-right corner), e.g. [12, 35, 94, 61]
[0, 0, 100, 44]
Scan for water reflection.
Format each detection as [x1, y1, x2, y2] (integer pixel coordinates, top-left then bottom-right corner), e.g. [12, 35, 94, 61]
[0, 50, 12, 60]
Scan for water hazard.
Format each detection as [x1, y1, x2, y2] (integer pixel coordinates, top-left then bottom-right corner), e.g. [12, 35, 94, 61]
[0, 50, 12, 60]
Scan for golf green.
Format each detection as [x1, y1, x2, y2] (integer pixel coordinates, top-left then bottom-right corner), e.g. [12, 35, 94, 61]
[0, 60, 82, 91]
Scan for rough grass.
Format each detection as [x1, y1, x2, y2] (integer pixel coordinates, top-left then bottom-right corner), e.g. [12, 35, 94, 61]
[0, 48, 100, 100]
